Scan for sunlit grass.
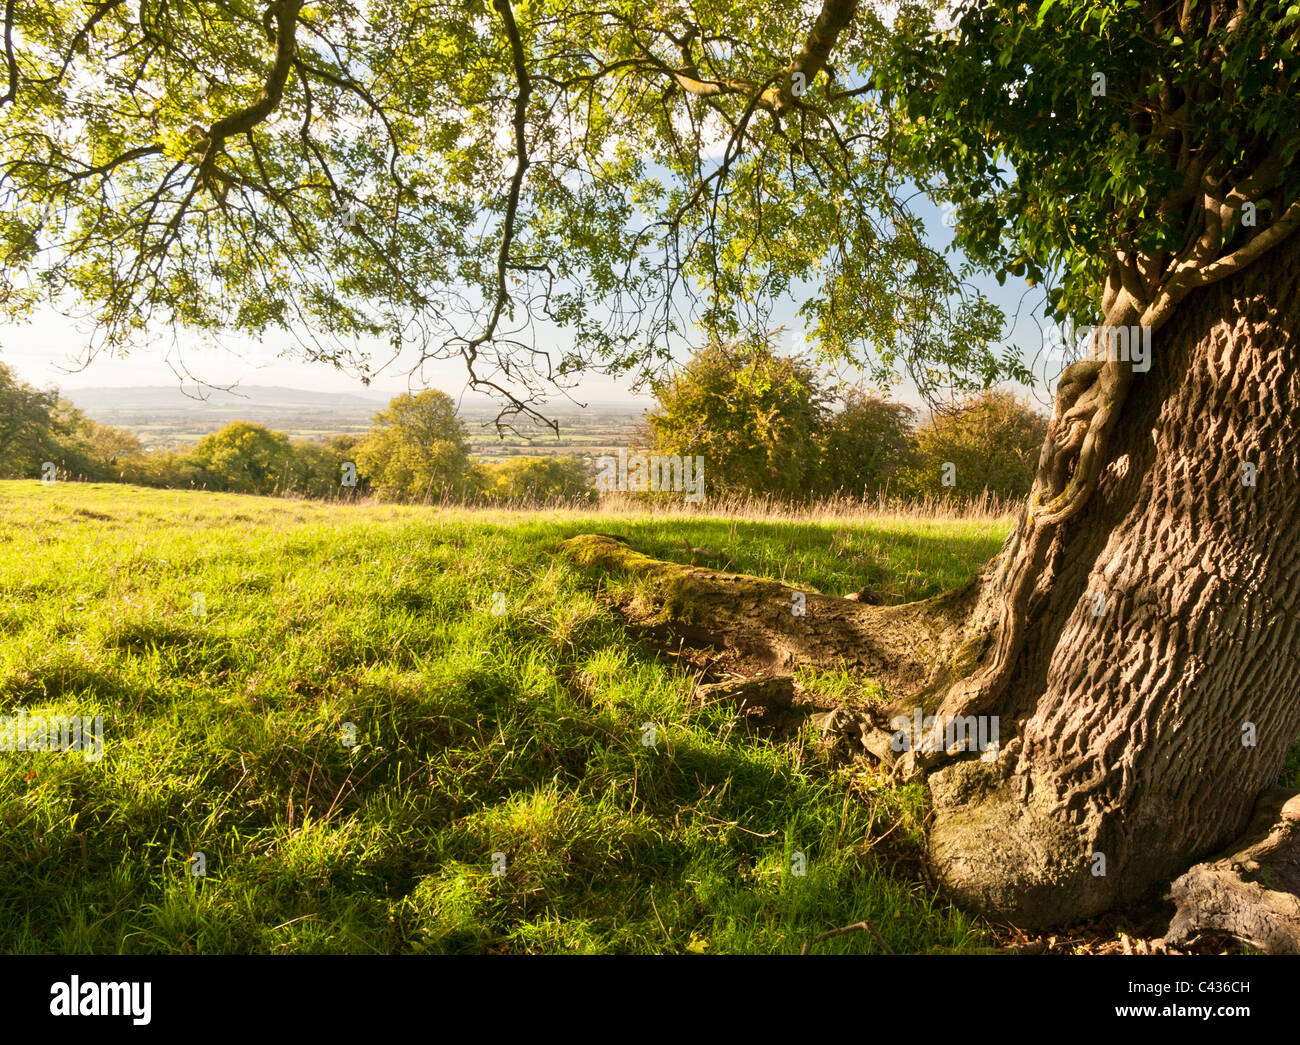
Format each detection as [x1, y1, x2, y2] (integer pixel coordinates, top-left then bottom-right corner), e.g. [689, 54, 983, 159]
[0, 480, 1005, 953]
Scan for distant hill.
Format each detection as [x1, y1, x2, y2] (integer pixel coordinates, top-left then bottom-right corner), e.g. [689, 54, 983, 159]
[63, 384, 646, 415]
[62, 384, 388, 413]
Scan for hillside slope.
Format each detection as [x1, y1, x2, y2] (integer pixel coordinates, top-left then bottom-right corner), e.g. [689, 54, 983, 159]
[0, 481, 1008, 953]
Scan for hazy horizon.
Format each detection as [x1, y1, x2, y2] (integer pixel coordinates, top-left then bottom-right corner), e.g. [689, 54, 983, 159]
[0, 196, 1058, 418]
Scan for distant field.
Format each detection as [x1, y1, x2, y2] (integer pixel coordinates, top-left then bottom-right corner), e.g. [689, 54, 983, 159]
[118, 413, 643, 460]
[0, 481, 1007, 953]
[69, 387, 647, 459]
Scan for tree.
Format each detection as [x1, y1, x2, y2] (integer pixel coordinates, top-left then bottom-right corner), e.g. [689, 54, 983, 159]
[647, 338, 829, 500]
[856, 0, 1300, 928]
[118, 449, 200, 490]
[818, 387, 916, 497]
[480, 455, 594, 504]
[6, 0, 1300, 935]
[0, 361, 61, 477]
[353, 390, 473, 500]
[322, 433, 360, 458]
[283, 438, 349, 498]
[900, 390, 1047, 499]
[187, 421, 294, 494]
[53, 405, 146, 481]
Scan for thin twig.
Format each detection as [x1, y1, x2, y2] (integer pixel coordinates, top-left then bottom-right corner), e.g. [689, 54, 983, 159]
[701, 814, 779, 838]
[800, 919, 893, 954]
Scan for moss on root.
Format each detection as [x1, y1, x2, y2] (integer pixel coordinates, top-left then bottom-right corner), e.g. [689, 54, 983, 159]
[927, 751, 1116, 929]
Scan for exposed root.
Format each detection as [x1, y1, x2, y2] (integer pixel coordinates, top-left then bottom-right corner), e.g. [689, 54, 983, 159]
[563, 533, 981, 709]
[695, 674, 796, 708]
[1163, 788, 1300, 954]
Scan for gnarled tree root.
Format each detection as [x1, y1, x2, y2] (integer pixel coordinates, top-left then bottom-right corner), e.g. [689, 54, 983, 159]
[564, 535, 1300, 938]
[1163, 788, 1300, 954]
[562, 533, 983, 709]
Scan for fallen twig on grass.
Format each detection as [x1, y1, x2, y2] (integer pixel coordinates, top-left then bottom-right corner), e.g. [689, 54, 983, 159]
[800, 919, 893, 954]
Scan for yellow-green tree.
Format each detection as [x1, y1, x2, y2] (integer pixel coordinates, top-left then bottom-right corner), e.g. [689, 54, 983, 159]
[647, 339, 828, 500]
[354, 391, 472, 501]
[186, 422, 295, 494]
[900, 391, 1047, 499]
[479, 456, 593, 505]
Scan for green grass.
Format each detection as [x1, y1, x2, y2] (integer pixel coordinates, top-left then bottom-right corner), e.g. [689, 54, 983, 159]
[605, 514, 1007, 600]
[0, 480, 1007, 954]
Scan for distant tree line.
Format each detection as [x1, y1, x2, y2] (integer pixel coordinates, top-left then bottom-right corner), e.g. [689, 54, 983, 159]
[646, 339, 1049, 501]
[1, 342, 1047, 504]
[0, 361, 591, 504]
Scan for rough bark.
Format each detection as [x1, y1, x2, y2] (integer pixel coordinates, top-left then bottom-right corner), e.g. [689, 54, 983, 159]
[927, 228, 1300, 926]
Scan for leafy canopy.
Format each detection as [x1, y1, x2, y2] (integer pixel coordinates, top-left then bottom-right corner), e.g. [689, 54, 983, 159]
[188, 420, 295, 493]
[882, 0, 1300, 329]
[0, 0, 1022, 418]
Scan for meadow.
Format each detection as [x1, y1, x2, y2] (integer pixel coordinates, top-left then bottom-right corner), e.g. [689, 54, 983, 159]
[0, 480, 1017, 953]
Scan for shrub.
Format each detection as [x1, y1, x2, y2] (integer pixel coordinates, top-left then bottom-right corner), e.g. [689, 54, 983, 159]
[899, 390, 1047, 499]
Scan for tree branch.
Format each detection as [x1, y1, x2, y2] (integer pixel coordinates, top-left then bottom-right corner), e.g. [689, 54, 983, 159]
[0, 0, 16, 106]
[194, 0, 303, 182]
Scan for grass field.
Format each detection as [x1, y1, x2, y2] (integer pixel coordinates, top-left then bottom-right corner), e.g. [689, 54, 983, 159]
[0, 480, 1019, 953]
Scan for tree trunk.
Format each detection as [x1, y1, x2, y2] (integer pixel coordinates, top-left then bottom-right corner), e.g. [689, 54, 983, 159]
[928, 230, 1300, 927]
[563, 235, 1300, 930]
